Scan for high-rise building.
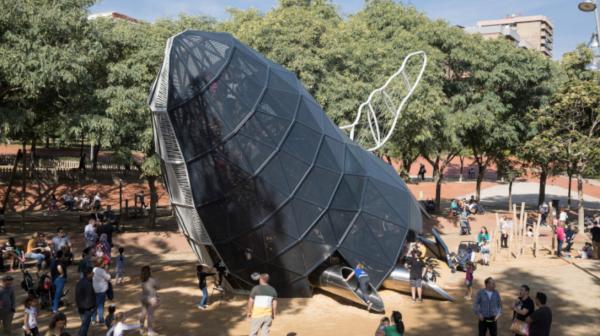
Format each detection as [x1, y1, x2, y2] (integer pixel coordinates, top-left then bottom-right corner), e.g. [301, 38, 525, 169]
[465, 15, 553, 57]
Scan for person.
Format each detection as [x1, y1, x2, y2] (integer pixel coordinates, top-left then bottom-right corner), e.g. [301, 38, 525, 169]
[79, 194, 90, 211]
[500, 217, 510, 248]
[213, 259, 227, 291]
[25, 233, 46, 270]
[450, 199, 460, 216]
[406, 251, 425, 303]
[196, 265, 215, 310]
[423, 265, 436, 283]
[75, 267, 96, 336]
[62, 192, 74, 212]
[44, 312, 67, 336]
[480, 240, 491, 266]
[555, 223, 565, 257]
[590, 221, 600, 259]
[51, 250, 67, 314]
[97, 219, 115, 250]
[2, 237, 23, 272]
[105, 304, 116, 329]
[460, 210, 471, 235]
[473, 277, 502, 336]
[382, 311, 404, 336]
[344, 263, 373, 310]
[139, 265, 159, 336]
[559, 209, 568, 224]
[115, 247, 125, 285]
[374, 317, 390, 336]
[418, 163, 426, 181]
[23, 296, 39, 336]
[47, 194, 58, 216]
[539, 202, 548, 225]
[0, 208, 5, 234]
[107, 312, 142, 336]
[83, 219, 97, 249]
[102, 205, 118, 233]
[91, 258, 111, 324]
[51, 228, 73, 264]
[526, 292, 552, 336]
[77, 248, 92, 280]
[468, 166, 475, 179]
[464, 262, 475, 300]
[565, 224, 576, 252]
[95, 234, 111, 265]
[247, 273, 277, 336]
[0, 275, 16, 336]
[511, 285, 534, 336]
[92, 193, 101, 211]
[574, 242, 593, 259]
[477, 227, 490, 245]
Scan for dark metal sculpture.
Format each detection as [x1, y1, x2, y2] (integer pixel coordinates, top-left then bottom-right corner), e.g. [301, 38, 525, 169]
[149, 31, 447, 306]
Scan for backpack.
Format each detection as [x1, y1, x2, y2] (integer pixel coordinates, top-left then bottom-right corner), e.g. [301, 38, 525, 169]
[21, 271, 35, 293]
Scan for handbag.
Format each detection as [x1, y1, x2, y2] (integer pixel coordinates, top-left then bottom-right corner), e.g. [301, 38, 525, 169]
[510, 319, 529, 336]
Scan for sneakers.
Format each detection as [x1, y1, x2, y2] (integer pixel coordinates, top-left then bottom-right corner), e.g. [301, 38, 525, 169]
[419, 298, 423, 303]
[411, 299, 416, 304]
[197, 305, 205, 310]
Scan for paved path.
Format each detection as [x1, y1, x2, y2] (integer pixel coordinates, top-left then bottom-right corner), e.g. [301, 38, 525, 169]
[459, 182, 600, 210]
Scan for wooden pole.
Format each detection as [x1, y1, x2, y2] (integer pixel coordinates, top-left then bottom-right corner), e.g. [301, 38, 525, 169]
[534, 214, 541, 257]
[519, 202, 525, 257]
[511, 204, 517, 258]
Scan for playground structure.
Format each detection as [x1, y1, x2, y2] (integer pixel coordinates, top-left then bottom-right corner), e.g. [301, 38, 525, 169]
[149, 31, 452, 310]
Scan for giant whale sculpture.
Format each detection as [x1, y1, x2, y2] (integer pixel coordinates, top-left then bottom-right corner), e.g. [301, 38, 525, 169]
[149, 31, 452, 311]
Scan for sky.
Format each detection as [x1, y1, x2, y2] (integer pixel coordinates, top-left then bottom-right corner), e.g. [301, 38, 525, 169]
[90, 0, 595, 59]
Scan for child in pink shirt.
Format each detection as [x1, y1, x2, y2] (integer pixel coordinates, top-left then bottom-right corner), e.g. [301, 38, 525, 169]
[556, 224, 565, 257]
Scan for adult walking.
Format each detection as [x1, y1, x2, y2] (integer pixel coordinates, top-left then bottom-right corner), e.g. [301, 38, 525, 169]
[590, 221, 600, 259]
[511, 285, 534, 336]
[0, 275, 15, 336]
[344, 263, 373, 310]
[75, 268, 95, 336]
[91, 258, 111, 324]
[407, 251, 425, 303]
[247, 273, 277, 336]
[139, 265, 159, 336]
[418, 164, 426, 181]
[51, 250, 67, 314]
[526, 292, 552, 336]
[473, 277, 502, 336]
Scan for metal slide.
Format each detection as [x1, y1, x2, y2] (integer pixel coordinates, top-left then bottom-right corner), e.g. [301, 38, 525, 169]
[383, 266, 455, 301]
[313, 265, 385, 312]
[418, 228, 453, 268]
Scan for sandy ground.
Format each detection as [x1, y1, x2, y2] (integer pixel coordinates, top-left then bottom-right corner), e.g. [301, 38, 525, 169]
[1, 212, 598, 336]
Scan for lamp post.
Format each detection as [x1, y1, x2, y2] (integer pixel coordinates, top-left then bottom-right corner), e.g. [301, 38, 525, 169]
[579, 1, 600, 70]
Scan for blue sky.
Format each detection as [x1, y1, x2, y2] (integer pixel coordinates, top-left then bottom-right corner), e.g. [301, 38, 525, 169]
[90, 0, 594, 59]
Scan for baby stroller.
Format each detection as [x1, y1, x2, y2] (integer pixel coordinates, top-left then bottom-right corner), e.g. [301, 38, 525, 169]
[20, 270, 51, 308]
[452, 241, 479, 272]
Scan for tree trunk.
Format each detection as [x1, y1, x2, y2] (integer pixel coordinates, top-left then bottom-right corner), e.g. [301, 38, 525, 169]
[92, 144, 101, 171]
[148, 176, 158, 228]
[45, 136, 50, 149]
[458, 156, 464, 182]
[79, 133, 86, 170]
[384, 155, 393, 165]
[567, 170, 573, 209]
[577, 174, 585, 234]
[475, 164, 486, 201]
[538, 169, 547, 206]
[434, 169, 442, 211]
[1, 150, 22, 211]
[508, 179, 513, 212]
[401, 157, 415, 182]
[21, 141, 27, 231]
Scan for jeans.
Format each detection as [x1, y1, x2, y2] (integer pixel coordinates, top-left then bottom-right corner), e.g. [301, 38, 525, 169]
[478, 318, 497, 336]
[25, 252, 45, 268]
[200, 287, 208, 306]
[557, 239, 563, 257]
[91, 292, 106, 323]
[357, 276, 370, 303]
[250, 316, 272, 336]
[52, 277, 66, 312]
[79, 308, 94, 336]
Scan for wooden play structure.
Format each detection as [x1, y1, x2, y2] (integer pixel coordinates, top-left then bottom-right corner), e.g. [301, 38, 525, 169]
[492, 202, 543, 260]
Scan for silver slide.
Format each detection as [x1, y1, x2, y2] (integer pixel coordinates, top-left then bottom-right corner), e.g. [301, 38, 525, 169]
[383, 266, 455, 301]
[313, 265, 385, 312]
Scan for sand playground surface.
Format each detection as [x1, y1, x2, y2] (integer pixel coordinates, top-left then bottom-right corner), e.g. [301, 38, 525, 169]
[1, 211, 599, 336]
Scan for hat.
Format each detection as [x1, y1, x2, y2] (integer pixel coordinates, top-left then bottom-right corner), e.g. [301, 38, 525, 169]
[1, 275, 14, 281]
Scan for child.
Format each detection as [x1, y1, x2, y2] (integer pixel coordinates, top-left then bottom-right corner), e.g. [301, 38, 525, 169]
[196, 265, 215, 310]
[115, 247, 125, 285]
[23, 296, 39, 336]
[106, 312, 142, 336]
[374, 316, 390, 336]
[480, 240, 490, 266]
[424, 265, 437, 283]
[106, 304, 116, 329]
[464, 261, 475, 300]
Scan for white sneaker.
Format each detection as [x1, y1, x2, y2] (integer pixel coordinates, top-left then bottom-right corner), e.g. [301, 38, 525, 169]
[197, 305, 205, 310]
